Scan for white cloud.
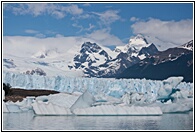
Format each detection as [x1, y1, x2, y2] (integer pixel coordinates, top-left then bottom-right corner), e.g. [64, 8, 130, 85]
[3, 36, 85, 57]
[25, 29, 39, 34]
[131, 18, 193, 44]
[3, 30, 125, 57]
[9, 3, 49, 16]
[24, 29, 57, 37]
[55, 34, 64, 38]
[4, 3, 83, 19]
[62, 4, 83, 15]
[72, 23, 83, 33]
[130, 17, 139, 22]
[86, 23, 95, 31]
[86, 29, 125, 46]
[45, 30, 57, 35]
[51, 10, 66, 19]
[93, 10, 121, 25]
[82, 3, 91, 7]
[35, 33, 46, 38]
[71, 13, 92, 20]
[72, 23, 95, 33]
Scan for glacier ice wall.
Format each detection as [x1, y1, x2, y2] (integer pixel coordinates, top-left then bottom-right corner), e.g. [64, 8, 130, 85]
[3, 71, 193, 98]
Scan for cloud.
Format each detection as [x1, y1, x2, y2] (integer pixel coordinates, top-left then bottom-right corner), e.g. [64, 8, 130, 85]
[71, 13, 92, 20]
[82, 3, 91, 7]
[93, 10, 121, 25]
[4, 3, 83, 19]
[131, 18, 193, 44]
[86, 23, 95, 31]
[25, 29, 39, 34]
[8, 3, 49, 16]
[3, 29, 125, 57]
[51, 10, 66, 19]
[72, 23, 95, 33]
[55, 34, 64, 38]
[3, 30, 125, 58]
[86, 29, 125, 46]
[24, 29, 57, 37]
[130, 17, 140, 22]
[24, 29, 45, 38]
[35, 33, 46, 38]
[72, 23, 84, 33]
[62, 4, 83, 15]
[3, 36, 86, 57]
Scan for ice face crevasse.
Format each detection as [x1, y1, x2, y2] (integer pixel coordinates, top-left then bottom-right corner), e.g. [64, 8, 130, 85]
[3, 71, 192, 100]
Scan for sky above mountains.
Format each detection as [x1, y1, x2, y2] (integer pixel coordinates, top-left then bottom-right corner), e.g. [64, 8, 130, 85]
[3, 2, 193, 49]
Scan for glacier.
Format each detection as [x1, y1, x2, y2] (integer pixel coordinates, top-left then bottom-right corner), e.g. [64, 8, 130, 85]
[3, 71, 193, 115]
[3, 71, 192, 98]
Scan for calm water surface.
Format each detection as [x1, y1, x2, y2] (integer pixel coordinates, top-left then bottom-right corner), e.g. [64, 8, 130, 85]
[3, 111, 193, 130]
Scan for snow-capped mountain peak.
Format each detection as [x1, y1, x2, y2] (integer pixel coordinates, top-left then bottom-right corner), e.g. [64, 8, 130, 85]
[115, 34, 148, 53]
[69, 42, 113, 75]
[129, 34, 148, 45]
[80, 42, 102, 54]
[180, 40, 193, 51]
[32, 48, 60, 59]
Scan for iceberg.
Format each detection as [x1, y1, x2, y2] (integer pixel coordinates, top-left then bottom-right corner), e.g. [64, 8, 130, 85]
[32, 102, 73, 115]
[156, 77, 184, 102]
[73, 105, 162, 116]
[70, 90, 95, 111]
[31, 91, 163, 116]
[3, 86, 34, 113]
[151, 99, 193, 113]
[3, 96, 35, 113]
[32, 93, 80, 115]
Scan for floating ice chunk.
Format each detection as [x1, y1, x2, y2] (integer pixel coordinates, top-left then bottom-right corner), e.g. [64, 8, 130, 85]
[4, 97, 35, 112]
[157, 76, 183, 101]
[35, 93, 80, 108]
[151, 98, 192, 113]
[5, 103, 22, 112]
[159, 103, 191, 113]
[32, 102, 73, 115]
[73, 105, 162, 116]
[32, 92, 81, 115]
[3, 102, 9, 112]
[70, 90, 95, 111]
[31, 91, 163, 116]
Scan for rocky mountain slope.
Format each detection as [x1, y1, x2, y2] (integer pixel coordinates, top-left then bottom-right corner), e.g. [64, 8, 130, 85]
[117, 40, 193, 82]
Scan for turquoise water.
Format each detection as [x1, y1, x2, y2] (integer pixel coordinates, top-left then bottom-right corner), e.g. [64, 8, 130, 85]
[3, 111, 193, 130]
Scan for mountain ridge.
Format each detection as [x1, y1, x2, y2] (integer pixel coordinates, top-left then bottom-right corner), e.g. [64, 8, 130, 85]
[3, 34, 193, 81]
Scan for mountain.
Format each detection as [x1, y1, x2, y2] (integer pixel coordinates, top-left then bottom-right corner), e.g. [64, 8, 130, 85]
[3, 43, 84, 77]
[117, 40, 193, 82]
[180, 40, 193, 51]
[144, 35, 179, 51]
[3, 34, 192, 80]
[68, 42, 115, 77]
[68, 34, 159, 77]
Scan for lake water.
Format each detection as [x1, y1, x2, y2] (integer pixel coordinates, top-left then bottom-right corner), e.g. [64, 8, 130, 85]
[3, 111, 193, 131]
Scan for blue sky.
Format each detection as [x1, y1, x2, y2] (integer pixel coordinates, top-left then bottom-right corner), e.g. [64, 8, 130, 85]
[3, 2, 193, 48]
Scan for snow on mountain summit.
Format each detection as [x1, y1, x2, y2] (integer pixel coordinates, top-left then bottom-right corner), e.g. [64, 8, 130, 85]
[68, 42, 114, 76]
[115, 34, 148, 53]
[32, 48, 60, 58]
[129, 34, 148, 46]
[180, 40, 193, 51]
